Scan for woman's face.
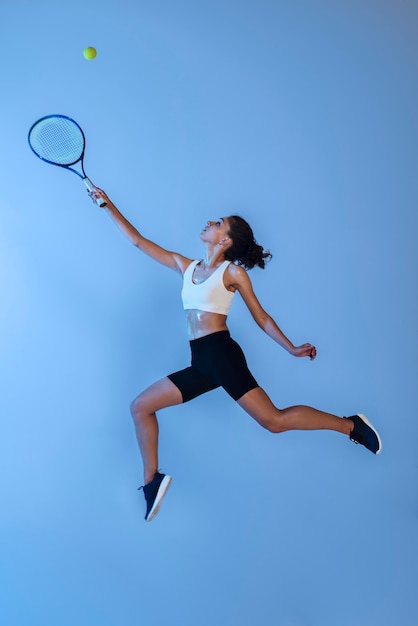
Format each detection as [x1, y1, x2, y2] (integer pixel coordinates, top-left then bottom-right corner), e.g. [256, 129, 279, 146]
[200, 217, 231, 246]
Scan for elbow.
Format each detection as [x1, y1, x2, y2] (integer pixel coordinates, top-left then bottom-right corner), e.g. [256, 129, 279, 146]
[255, 310, 270, 330]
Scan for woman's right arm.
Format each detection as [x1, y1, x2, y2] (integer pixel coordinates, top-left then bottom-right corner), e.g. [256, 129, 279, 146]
[89, 187, 191, 274]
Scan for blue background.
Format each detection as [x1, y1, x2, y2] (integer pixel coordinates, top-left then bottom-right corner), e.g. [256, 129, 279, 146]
[1, 1, 417, 624]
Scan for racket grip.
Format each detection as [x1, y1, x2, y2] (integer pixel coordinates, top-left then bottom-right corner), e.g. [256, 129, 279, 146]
[83, 177, 107, 207]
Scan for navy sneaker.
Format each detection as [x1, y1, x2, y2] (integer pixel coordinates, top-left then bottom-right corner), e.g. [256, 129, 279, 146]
[345, 414, 382, 455]
[140, 472, 172, 522]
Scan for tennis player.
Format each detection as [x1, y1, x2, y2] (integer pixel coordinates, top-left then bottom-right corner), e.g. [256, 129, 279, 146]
[89, 188, 381, 522]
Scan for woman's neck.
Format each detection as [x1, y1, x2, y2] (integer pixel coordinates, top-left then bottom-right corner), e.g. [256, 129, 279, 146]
[201, 247, 226, 269]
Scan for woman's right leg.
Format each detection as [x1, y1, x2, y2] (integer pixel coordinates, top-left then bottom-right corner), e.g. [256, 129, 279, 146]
[130, 377, 183, 484]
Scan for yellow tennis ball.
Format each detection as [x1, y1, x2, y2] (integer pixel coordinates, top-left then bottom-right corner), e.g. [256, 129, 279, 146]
[83, 47, 97, 60]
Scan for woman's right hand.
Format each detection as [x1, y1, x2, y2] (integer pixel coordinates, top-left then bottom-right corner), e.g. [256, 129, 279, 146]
[88, 186, 110, 207]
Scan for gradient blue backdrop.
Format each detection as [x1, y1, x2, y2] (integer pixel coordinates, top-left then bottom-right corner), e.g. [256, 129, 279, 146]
[1, 1, 417, 625]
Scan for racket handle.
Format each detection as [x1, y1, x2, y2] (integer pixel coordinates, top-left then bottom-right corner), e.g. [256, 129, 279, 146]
[83, 177, 107, 207]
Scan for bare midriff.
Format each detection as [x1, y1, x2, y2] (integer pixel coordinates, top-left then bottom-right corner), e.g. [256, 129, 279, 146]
[185, 309, 229, 340]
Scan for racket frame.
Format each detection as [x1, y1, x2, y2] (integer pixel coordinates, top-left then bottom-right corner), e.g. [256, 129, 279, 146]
[28, 114, 106, 207]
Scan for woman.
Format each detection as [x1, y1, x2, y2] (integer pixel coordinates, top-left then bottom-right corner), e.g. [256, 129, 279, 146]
[89, 188, 381, 522]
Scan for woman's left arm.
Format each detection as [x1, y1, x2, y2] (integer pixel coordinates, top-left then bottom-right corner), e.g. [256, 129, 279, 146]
[228, 264, 316, 360]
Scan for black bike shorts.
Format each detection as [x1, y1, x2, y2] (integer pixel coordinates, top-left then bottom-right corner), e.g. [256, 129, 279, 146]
[167, 330, 259, 402]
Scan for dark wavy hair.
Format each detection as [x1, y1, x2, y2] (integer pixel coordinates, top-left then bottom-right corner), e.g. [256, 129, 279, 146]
[224, 215, 272, 270]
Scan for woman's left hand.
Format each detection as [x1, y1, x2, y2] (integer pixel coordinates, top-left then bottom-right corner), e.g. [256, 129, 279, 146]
[291, 343, 317, 360]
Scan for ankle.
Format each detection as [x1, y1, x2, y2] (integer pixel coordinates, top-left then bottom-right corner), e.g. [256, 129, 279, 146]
[144, 471, 157, 485]
[343, 417, 354, 435]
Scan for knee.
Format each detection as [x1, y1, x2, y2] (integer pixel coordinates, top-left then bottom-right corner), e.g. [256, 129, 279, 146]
[263, 410, 287, 434]
[130, 394, 147, 423]
[264, 422, 286, 434]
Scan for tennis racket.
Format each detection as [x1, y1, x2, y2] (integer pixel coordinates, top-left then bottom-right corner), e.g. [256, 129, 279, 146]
[28, 114, 106, 207]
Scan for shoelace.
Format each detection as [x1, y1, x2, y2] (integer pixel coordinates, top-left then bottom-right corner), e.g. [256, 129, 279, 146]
[138, 470, 163, 492]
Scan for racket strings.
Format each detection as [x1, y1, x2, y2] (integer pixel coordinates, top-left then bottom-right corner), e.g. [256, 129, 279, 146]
[29, 117, 84, 165]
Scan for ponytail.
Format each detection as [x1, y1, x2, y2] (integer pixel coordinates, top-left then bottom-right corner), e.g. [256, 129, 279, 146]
[225, 216, 272, 270]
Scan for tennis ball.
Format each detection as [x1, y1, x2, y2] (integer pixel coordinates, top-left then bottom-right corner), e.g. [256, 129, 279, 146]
[83, 47, 97, 60]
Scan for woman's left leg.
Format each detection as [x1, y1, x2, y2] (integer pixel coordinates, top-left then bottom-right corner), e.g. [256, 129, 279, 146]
[237, 386, 353, 435]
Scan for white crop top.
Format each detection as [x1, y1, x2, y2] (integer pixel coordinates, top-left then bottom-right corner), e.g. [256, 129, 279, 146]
[181, 260, 235, 315]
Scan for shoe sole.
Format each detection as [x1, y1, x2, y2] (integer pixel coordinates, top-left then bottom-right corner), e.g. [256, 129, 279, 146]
[146, 475, 172, 522]
[357, 413, 382, 455]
